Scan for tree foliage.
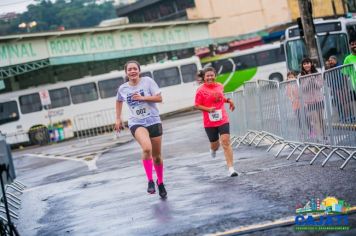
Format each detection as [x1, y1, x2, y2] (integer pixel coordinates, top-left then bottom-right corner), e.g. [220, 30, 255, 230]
[0, 0, 117, 35]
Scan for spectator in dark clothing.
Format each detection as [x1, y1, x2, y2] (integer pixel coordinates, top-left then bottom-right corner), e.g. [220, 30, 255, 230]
[328, 55, 340, 68]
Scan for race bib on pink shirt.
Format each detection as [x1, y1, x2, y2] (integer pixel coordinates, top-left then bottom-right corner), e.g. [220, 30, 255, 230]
[208, 109, 222, 122]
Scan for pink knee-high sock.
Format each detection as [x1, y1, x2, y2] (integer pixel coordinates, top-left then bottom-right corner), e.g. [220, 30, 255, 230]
[154, 163, 164, 184]
[142, 159, 153, 181]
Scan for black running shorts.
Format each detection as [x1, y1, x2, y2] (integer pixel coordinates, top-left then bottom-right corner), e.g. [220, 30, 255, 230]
[130, 123, 163, 138]
[204, 123, 230, 142]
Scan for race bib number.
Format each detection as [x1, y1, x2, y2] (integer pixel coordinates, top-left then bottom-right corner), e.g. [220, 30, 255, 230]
[132, 104, 150, 119]
[208, 109, 222, 122]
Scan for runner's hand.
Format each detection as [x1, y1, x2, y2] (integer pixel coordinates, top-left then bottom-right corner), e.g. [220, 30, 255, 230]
[229, 100, 235, 111]
[115, 119, 124, 131]
[208, 107, 216, 113]
[132, 92, 144, 101]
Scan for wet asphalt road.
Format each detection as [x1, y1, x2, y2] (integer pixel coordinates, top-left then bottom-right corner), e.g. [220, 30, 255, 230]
[11, 111, 356, 236]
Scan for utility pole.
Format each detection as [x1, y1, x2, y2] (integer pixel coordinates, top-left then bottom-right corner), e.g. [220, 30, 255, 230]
[298, 0, 320, 66]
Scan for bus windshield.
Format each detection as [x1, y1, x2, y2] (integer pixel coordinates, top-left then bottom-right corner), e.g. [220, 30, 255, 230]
[0, 101, 20, 125]
[286, 33, 349, 72]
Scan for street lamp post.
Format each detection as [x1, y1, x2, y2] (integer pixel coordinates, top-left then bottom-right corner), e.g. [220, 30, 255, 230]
[18, 21, 37, 33]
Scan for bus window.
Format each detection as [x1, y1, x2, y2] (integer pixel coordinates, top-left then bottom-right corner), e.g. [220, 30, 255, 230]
[318, 34, 348, 64]
[234, 54, 257, 70]
[98, 77, 124, 99]
[153, 67, 180, 88]
[0, 101, 19, 125]
[181, 64, 198, 83]
[70, 83, 98, 104]
[278, 46, 285, 61]
[256, 48, 285, 66]
[48, 87, 71, 108]
[140, 72, 152, 78]
[212, 59, 233, 74]
[19, 93, 42, 114]
[286, 39, 308, 72]
[347, 24, 356, 38]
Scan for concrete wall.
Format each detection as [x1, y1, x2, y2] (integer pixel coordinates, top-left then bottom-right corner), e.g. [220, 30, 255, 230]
[287, 0, 346, 20]
[187, 0, 346, 39]
[187, 0, 291, 38]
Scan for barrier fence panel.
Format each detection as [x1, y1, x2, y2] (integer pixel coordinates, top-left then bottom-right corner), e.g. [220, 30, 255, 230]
[224, 92, 237, 138]
[74, 108, 116, 139]
[323, 64, 356, 147]
[243, 82, 262, 131]
[298, 73, 328, 145]
[279, 79, 306, 142]
[257, 80, 282, 137]
[234, 91, 247, 137]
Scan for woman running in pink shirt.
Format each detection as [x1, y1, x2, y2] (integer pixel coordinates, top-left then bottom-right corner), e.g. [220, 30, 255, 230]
[194, 67, 238, 177]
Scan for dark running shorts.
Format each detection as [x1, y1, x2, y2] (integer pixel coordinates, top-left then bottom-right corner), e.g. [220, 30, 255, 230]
[130, 123, 163, 138]
[204, 123, 230, 142]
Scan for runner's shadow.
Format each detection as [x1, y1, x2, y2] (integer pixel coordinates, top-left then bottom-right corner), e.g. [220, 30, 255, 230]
[152, 200, 172, 223]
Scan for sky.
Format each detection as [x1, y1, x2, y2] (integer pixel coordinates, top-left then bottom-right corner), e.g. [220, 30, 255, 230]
[0, 0, 130, 15]
[0, 0, 37, 15]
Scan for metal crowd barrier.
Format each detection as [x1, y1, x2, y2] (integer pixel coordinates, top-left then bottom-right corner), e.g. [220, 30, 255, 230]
[0, 134, 23, 235]
[229, 64, 356, 169]
[73, 108, 116, 140]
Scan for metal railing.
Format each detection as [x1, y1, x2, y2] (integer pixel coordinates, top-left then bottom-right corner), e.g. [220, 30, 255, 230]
[228, 64, 356, 169]
[73, 108, 116, 140]
[0, 134, 23, 235]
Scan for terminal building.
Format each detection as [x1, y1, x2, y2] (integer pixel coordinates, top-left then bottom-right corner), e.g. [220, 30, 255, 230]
[115, 0, 351, 55]
[1, 0, 353, 93]
[0, 19, 211, 93]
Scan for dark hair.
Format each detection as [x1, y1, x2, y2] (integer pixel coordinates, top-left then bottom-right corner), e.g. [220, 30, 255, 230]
[300, 57, 318, 75]
[197, 67, 217, 82]
[124, 60, 141, 72]
[349, 37, 356, 44]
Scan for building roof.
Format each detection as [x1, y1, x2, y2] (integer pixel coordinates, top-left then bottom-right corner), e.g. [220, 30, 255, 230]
[116, 0, 163, 16]
[0, 19, 212, 42]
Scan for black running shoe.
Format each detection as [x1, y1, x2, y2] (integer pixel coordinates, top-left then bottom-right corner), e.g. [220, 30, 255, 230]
[230, 172, 238, 177]
[147, 180, 155, 194]
[157, 181, 167, 198]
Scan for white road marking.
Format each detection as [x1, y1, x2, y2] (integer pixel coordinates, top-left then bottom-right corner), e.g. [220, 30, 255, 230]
[24, 153, 98, 170]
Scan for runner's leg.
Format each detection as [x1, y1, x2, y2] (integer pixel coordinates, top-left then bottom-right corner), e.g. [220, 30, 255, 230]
[134, 127, 155, 193]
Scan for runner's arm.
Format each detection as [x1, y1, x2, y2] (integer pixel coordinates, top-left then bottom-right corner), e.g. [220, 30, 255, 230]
[115, 101, 124, 130]
[224, 97, 235, 111]
[132, 92, 162, 102]
[195, 104, 215, 113]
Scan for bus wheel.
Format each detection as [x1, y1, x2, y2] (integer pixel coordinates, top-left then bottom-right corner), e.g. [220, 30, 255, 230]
[29, 126, 49, 145]
[269, 73, 283, 82]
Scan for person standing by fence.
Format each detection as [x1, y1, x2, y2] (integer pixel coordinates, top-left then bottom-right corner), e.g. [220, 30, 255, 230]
[299, 58, 325, 141]
[327, 55, 352, 122]
[194, 67, 238, 177]
[115, 61, 167, 198]
[340, 38, 356, 123]
[286, 71, 305, 134]
[343, 38, 356, 91]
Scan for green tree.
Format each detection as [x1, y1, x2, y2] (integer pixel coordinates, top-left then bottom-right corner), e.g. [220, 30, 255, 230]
[0, 0, 117, 35]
